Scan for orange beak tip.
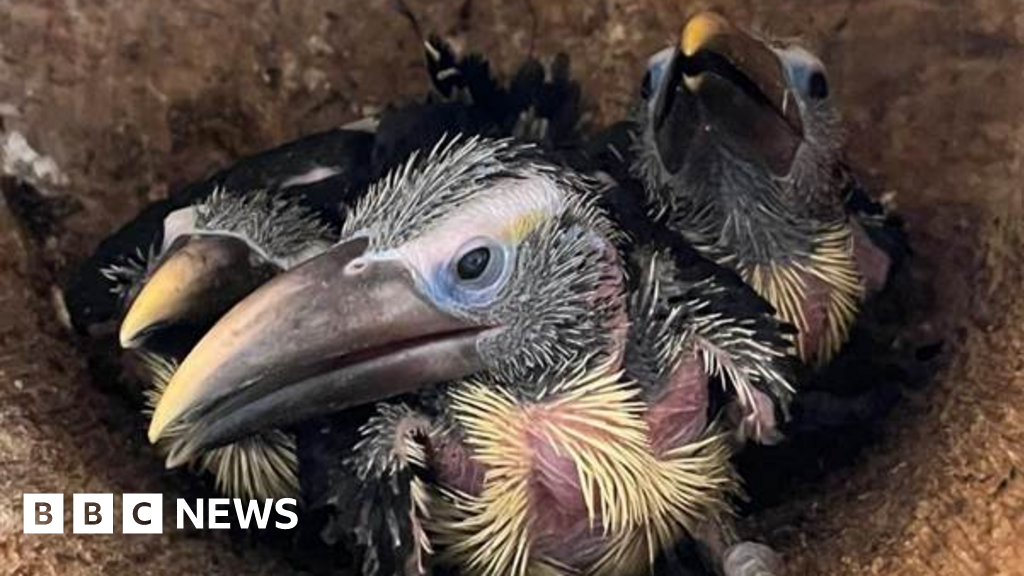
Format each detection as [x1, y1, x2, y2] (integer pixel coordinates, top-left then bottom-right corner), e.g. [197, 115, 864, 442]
[680, 11, 730, 57]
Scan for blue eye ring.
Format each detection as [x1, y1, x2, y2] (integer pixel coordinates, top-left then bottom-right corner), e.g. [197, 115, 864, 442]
[443, 236, 513, 307]
[643, 46, 675, 104]
[777, 46, 830, 102]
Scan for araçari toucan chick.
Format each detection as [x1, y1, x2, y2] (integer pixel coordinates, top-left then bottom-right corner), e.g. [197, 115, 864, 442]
[632, 11, 905, 367]
[146, 137, 795, 576]
[100, 187, 341, 501]
[68, 128, 377, 501]
[74, 128, 381, 502]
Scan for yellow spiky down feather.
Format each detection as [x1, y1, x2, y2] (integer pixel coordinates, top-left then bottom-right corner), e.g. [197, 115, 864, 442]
[742, 225, 863, 366]
[427, 363, 737, 576]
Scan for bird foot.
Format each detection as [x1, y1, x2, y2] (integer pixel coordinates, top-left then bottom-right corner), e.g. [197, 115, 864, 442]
[721, 542, 783, 576]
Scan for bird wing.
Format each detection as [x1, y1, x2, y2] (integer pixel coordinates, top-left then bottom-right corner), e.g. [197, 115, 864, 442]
[314, 404, 434, 576]
[628, 245, 799, 445]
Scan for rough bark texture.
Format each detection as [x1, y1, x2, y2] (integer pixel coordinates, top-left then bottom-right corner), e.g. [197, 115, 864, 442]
[0, 0, 1021, 574]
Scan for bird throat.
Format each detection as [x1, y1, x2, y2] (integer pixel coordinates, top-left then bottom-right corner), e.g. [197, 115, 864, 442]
[739, 225, 864, 366]
[426, 364, 734, 576]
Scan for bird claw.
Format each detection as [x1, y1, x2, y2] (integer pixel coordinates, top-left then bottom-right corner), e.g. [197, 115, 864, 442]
[722, 542, 783, 576]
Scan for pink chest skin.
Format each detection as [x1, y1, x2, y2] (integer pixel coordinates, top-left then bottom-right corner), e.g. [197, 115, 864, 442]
[798, 270, 833, 357]
[643, 355, 709, 455]
[799, 224, 893, 357]
[428, 354, 710, 567]
[850, 221, 893, 295]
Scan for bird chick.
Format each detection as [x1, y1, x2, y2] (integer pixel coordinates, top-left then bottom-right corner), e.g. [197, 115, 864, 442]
[92, 130, 375, 501]
[418, 250, 791, 576]
[85, 129, 375, 501]
[323, 250, 792, 576]
[632, 11, 904, 367]
[145, 137, 794, 575]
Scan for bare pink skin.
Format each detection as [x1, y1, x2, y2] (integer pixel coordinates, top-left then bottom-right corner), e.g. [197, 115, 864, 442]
[528, 416, 621, 566]
[799, 223, 894, 359]
[645, 353, 709, 455]
[798, 270, 834, 361]
[850, 221, 894, 295]
[428, 354, 712, 568]
[735, 386, 783, 445]
[430, 438, 485, 496]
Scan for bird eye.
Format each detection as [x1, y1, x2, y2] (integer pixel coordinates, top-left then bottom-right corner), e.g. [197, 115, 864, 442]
[807, 70, 829, 100]
[457, 246, 491, 280]
[449, 237, 510, 300]
[777, 46, 830, 103]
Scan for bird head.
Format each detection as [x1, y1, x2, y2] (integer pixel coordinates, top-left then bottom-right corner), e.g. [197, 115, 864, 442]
[116, 190, 333, 350]
[636, 11, 844, 222]
[146, 136, 628, 465]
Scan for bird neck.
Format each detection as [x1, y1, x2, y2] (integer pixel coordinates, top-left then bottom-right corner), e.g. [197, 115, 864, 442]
[649, 147, 863, 366]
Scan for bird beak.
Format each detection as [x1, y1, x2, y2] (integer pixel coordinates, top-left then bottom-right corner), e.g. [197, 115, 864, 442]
[147, 236, 488, 466]
[652, 11, 803, 176]
[119, 235, 278, 349]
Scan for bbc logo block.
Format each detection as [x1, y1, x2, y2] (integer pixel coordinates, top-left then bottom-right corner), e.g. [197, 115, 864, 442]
[73, 493, 114, 534]
[23, 494, 64, 534]
[123, 494, 162, 534]
[23, 494, 298, 534]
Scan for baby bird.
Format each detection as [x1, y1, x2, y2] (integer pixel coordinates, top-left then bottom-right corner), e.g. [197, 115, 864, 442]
[631, 11, 904, 367]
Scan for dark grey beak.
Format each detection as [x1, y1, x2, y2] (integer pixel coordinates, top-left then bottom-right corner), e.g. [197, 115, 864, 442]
[148, 236, 489, 466]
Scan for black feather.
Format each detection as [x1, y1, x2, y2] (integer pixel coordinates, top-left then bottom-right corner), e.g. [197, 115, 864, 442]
[419, 35, 583, 150]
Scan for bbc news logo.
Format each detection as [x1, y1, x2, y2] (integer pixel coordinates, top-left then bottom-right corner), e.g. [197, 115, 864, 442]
[23, 494, 298, 534]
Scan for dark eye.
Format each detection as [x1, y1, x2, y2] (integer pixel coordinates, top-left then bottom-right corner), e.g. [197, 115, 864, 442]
[457, 246, 491, 280]
[808, 71, 829, 100]
[640, 69, 654, 100]
[446, 238, 512, 306]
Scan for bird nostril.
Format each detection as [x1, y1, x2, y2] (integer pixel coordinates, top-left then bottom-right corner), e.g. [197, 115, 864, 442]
[344, 258, 368, 276]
